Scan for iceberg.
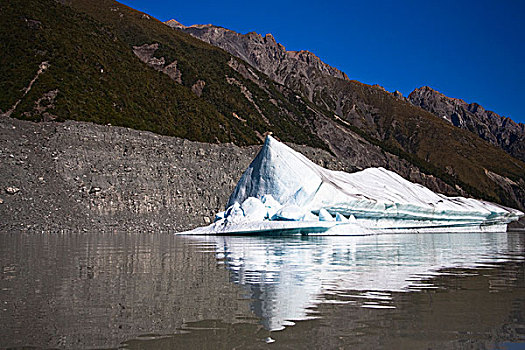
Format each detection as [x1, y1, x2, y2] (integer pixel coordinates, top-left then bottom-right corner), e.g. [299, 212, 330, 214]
[179, 136, 523, 235]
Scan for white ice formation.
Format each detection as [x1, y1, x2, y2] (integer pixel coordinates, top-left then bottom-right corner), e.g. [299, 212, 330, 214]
[180, 136, 523, 235]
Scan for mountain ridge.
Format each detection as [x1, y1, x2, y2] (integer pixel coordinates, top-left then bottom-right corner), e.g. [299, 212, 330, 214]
[167, 19, 525, 210]
[168, 19, 525, 163]
[165, 19, 350, 88]
[408, 86, 525, 162]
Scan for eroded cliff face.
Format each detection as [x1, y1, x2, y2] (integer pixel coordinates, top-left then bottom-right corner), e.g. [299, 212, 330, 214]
[1, 117, 523, 232]
[409, 86, 525, 162]
[0, 117, 465, 233]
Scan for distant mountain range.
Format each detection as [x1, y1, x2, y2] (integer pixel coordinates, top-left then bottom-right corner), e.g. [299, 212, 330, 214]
[1, 0, 523, 211]
[170, 20, 525, 163]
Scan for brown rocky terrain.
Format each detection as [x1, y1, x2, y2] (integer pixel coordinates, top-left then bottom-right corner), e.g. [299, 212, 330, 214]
[409, 86, 525, 162]
[166, 21, 525, 211]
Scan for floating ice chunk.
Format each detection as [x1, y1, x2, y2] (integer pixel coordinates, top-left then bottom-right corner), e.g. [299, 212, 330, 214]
[261, 194, 281, 207]
[301, 211, 317, 222]
[224, 202, 245, 224]
[272, 205, 307, 221]
[225, 202, 242, 217]
[241, 197, 267, 221]
[319, 208, 334, 221]
[178, 136, 523, 236]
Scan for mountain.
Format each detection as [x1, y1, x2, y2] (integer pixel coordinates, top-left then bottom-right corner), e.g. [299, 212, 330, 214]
[0, 0, 523, 213]
[0, 0, 461, 202]
[166, 21, 525, 210]
[408, 86, 525, 162]
[165, 21, 349, 104]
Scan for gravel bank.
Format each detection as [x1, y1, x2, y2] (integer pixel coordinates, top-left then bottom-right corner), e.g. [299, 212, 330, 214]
[0, 117, 342, 233]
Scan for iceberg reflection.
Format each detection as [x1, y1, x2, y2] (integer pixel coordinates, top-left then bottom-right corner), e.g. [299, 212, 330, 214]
[198, 232, 523, 330]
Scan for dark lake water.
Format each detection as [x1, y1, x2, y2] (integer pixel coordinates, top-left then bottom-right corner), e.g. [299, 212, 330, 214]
[1, 232, 524, 349]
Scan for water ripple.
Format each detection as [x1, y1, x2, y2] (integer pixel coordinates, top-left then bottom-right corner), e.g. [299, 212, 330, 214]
[190, 232, 525, 330]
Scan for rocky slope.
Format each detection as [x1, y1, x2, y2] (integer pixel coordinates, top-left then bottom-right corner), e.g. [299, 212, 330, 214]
[165, 20, 349, 92]
[0, 116, 349, 233]
[167, 21, 349, 104]
[409, 86, 525, 162]
[167, 21, 525, 210]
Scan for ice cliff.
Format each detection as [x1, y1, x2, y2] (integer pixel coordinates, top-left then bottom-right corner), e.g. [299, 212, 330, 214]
[180, 136, 523, 235]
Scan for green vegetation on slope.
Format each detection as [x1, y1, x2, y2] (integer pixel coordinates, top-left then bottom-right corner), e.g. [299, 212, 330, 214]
[0, 0, 327, 149]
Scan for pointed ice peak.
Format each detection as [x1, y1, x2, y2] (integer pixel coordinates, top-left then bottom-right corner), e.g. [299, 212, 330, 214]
[227, 135, 322, 207]
[262, 134, 290, 152]
[227, 136, 522, 226]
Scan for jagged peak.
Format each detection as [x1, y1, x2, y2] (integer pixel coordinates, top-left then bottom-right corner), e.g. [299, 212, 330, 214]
[289, 49, 320, 60]
[392, 90, 404, 98]
[410, 86, 467, 105]
[165, 19, 186, 29]
[165, 19, 216, 30]
[246, 31, 262, 38]
[287, 50, 349, 80]
[171, 22, 348, 81]
[264, 33, 275, 41]
[372, 84, 386, 91]
[411, 86, 440, 95]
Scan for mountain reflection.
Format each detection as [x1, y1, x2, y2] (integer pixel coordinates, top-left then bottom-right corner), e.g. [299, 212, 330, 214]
[201, 233, 524, 331]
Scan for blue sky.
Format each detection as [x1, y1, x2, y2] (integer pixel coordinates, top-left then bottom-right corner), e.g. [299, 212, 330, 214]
[120, 0, 525, 123]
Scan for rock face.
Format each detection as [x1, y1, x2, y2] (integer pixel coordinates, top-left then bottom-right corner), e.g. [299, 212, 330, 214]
[0, 117, 349, 233]
[191, 79, 206, 97]
[132, 43, 182, 83]
[409, 86, 525, 162]
[166, 21, 349, 100]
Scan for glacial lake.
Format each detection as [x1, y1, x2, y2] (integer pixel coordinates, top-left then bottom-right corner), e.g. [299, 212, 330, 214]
[1, 232, 524, 349]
